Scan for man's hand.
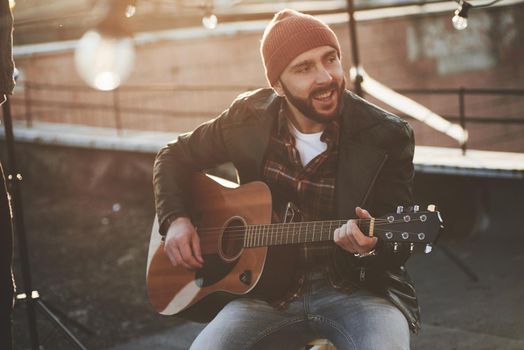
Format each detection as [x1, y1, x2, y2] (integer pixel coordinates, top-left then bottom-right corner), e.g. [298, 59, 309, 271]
[334, 207, 378, 254]
[164, 216, 204, 270]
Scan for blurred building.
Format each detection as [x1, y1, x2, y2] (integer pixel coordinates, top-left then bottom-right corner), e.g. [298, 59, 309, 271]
[8, 0, 524, 152]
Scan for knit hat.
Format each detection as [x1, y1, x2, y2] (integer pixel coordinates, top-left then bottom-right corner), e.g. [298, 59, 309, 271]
[260, 9, 341, 86]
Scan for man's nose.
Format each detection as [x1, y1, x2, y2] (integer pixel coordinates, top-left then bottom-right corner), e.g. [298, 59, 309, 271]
[315, 66, 333, 85]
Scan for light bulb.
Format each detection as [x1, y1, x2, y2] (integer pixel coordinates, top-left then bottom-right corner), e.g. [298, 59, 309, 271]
[74, 30, 135, 91]
[9, 0, 15, 9]
[202, 14, 218, 30]
[125, 4, 136, 18]
[452, 13, 468, 30]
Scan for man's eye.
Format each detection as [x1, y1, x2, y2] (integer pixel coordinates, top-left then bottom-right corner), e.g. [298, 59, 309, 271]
[296, 66, 310, 73]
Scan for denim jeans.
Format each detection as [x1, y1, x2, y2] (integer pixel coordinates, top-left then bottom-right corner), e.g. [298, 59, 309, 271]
[190, 272, 410, 350]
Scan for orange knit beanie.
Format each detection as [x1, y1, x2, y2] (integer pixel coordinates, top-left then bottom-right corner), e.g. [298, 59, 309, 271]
[260, 9, 341, 86]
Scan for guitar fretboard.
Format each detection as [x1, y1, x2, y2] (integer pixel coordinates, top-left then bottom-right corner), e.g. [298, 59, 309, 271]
[243, 219, 372, 248]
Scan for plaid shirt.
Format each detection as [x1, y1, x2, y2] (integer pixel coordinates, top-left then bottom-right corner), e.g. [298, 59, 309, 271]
[262, 105, 340, 270]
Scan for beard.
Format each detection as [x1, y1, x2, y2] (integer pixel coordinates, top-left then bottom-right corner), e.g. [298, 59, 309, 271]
[280, 76, 346, 124]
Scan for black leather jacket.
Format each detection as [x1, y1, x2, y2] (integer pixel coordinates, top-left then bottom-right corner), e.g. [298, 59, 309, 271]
[153, 88, 421, 332]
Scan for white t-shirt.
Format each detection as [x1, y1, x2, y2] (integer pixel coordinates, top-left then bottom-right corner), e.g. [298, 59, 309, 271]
[289, 122, 327, 167]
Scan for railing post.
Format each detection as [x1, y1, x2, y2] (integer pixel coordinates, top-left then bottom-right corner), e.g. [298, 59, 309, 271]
[346, 0, 364, 97]
[24, 82, 33, 128]
[459, 87, 467, 155]
[113, 87, 123, 136]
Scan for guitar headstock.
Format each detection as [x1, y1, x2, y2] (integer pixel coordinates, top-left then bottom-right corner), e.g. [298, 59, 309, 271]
[373, 204, 443, 253]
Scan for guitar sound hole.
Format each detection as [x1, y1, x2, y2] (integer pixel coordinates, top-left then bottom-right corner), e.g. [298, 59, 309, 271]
[220, 217, 245, 261]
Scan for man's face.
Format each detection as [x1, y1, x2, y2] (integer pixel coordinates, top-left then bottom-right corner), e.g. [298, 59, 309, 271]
[275, 45, 345, 124]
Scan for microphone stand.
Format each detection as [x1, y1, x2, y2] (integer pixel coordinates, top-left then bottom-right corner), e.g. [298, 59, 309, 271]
[2, 95, 92, 349]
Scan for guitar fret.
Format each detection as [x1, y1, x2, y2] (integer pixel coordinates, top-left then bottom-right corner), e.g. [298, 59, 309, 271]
[244, 216, 417, 248]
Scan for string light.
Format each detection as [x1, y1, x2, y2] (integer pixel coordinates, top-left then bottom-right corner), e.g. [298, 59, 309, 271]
[125, 4, 136, 18]
[201, 1, 217, 30]
[452, 1, 472, 30]
[74, 1, 135, 91]
[202, 13, 218, 30]
[451, 0, 503, 31]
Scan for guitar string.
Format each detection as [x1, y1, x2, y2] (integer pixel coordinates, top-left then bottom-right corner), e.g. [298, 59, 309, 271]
[195, 220, 429, 243]
[200, 227, 432, 245]
[194, 223, 428, 239]
[194, 218, 425, 235]
[193, 217, 422, 234]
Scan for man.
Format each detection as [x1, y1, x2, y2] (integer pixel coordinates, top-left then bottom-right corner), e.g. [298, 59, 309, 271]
[154, 9, 419, 349]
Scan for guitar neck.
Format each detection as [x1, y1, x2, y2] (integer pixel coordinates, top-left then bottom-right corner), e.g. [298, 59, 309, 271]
[243, 219, 373, 248]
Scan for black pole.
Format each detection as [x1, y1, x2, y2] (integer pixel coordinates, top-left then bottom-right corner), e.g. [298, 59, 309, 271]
[2, 95, 91, 349]
[2, 95, 40, 350]
[346, 0, 363, 97]
[459, 87, 467, 155]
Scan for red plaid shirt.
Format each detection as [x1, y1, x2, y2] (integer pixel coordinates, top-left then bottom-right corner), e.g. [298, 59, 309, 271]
[262, 105, 340, 269]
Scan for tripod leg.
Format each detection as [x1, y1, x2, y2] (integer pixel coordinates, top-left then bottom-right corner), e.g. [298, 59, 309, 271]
[436, 244, 479, 282]
[38, 298, 95, 336]
[36, 299, 89, 350]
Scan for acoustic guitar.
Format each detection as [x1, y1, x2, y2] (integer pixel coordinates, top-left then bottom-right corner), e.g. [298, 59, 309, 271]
[146, 172, 442, 321]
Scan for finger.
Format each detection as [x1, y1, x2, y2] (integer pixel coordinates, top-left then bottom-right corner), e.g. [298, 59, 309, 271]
[164, 241, 178, 267]
[349, 222, 378, 253]
[347, 233, 368, 254]
[335, 226, 351, 248]
[335, 223, 358, 253]
[191, 234, 204, 264]
[355, 207, 372, 219]
[333, 227, 340, 243]
[180, 242, 203, 269]
[172, 245, 192, 270]
[350, 221, 371, 246]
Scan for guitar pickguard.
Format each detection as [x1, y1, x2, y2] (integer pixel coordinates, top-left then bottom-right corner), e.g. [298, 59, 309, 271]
[195, 254, 239, 288]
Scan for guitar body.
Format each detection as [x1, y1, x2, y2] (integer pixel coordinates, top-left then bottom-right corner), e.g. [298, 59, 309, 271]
[146, 173, 443, 322]
[146, 173, 273, 321]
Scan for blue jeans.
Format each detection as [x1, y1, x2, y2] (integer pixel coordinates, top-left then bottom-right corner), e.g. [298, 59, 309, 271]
[190, 272, 410, 350]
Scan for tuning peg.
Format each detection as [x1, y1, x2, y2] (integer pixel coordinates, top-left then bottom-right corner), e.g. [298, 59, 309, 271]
[427, 204, 436, 212]
[413, 205, 419, 213]
[424, 244, 433, 254]
[396, 205, 404, 214]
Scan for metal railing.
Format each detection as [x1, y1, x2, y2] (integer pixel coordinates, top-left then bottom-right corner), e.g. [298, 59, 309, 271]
[8, 81, 524, 153]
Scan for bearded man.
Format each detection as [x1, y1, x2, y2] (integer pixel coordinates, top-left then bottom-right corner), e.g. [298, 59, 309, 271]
[153, 9, 419, 350]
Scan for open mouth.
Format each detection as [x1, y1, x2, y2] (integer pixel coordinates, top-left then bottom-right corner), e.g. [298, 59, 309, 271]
[312, 88, 336, 103]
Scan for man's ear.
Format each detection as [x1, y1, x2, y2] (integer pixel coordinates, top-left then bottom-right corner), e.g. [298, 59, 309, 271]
[272, 80, 285, 97]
